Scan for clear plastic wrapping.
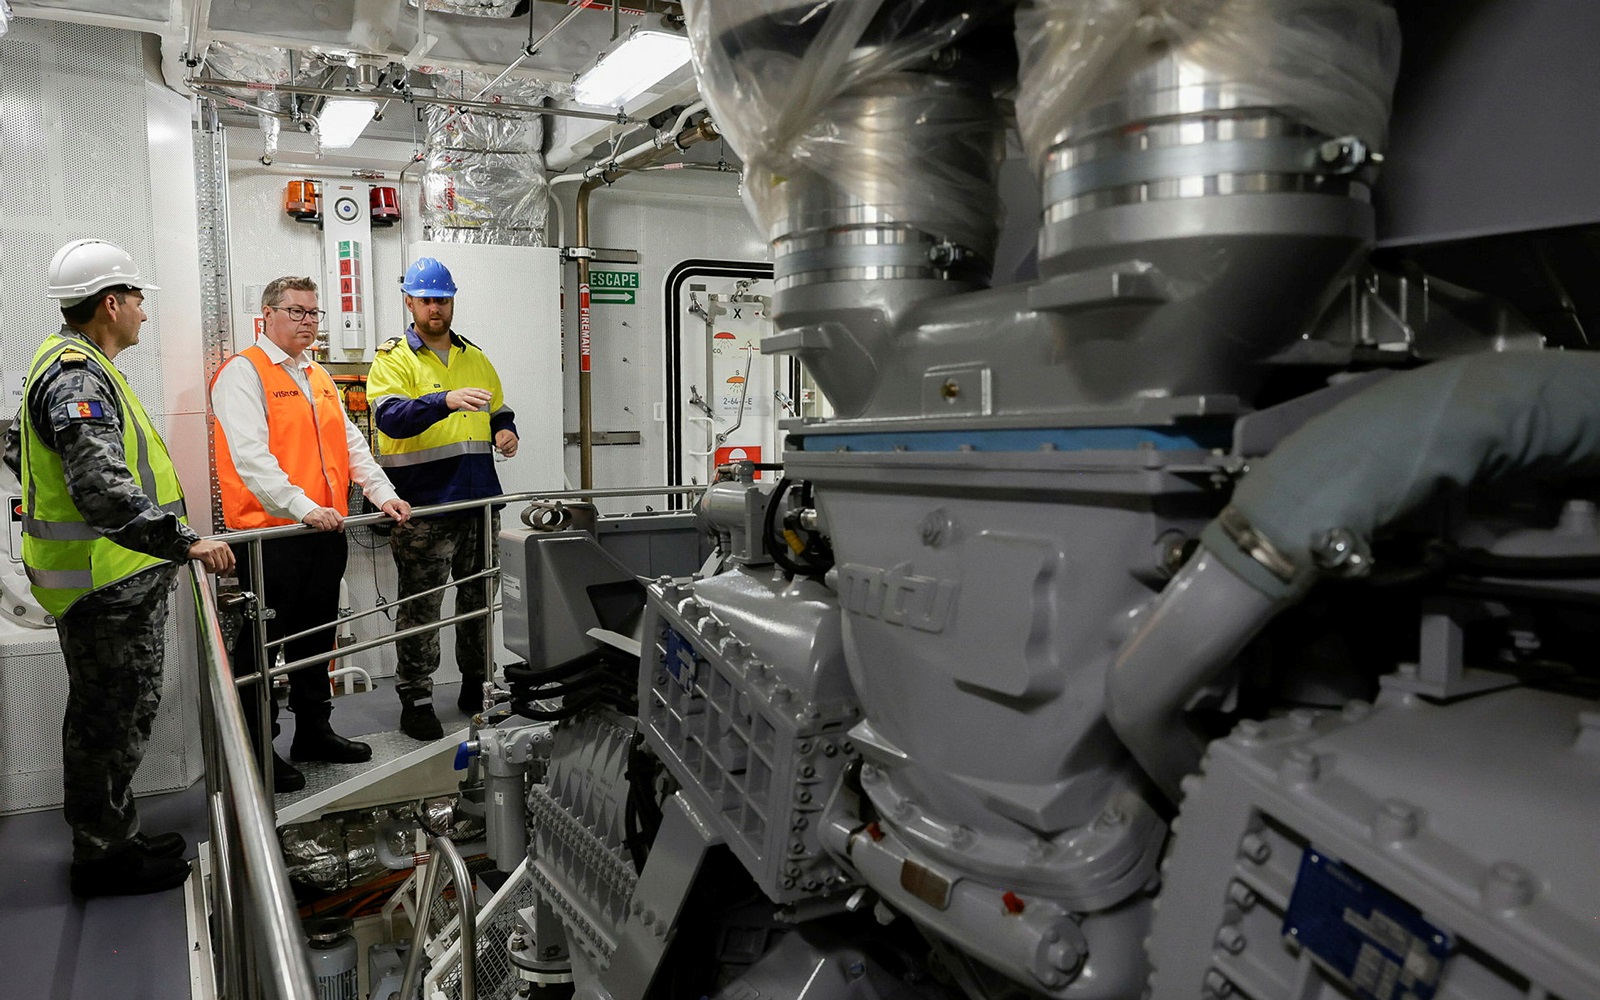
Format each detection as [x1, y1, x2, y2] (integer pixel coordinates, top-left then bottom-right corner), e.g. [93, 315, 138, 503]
[201, 42, 296, 159]
[201, 40, 295, 89]
[420, 70, 553, 246]
[1014, 0, 1401, 173]
[683, 0, 1007, 258]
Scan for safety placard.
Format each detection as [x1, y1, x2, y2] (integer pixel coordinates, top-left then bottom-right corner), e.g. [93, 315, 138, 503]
[8, 496, 21, 563]
[714, 445, 763, 470]
[590, 269, 638, 305]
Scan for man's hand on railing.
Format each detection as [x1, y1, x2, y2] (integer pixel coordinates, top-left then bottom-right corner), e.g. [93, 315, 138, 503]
[381, 499, 413, 525]
[188, 539, 236, 573]
[303, 506, 345, 532]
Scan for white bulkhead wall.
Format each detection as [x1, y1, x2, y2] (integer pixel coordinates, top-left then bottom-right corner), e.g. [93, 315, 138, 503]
[557, 170, 771, 511]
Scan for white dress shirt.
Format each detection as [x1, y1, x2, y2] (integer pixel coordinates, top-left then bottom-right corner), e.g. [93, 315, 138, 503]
[211, 337, 399, 524]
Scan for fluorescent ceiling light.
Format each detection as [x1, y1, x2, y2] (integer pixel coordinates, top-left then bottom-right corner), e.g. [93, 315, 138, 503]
[572, 30, 692, 109]
[317, 98, 377, 149]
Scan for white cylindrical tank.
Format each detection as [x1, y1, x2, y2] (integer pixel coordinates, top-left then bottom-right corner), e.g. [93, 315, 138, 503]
[304, 916, 359, 1000]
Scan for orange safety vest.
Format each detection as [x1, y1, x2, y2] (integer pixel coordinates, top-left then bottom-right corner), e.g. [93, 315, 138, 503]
[213, 345, 351, 530]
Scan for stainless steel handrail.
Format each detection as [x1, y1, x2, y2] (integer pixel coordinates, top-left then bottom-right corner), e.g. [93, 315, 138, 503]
[190, 563, 318, 1000]
[399, 836, 480, 1000]
[260, 565, 498, 655]
[208, 486, 705, 546]
[192, 485, 701, 994]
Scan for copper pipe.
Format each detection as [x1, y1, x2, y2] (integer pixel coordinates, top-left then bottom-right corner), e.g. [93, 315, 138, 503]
[575, 117, 720, 489]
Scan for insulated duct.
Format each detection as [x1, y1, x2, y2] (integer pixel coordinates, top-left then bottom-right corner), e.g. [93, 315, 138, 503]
[1110, 351, 1600, 800]
[280, 797, 487, 892]
[408, 0, 521, 16]
[200, 42, 298, 164]
[421, 70, 554, 246]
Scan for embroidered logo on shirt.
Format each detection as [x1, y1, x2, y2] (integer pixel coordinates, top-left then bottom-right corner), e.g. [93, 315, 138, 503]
[69, 400, 105, 419]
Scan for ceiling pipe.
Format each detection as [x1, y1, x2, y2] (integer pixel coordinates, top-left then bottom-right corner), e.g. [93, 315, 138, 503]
[427, 0, 589, 140]
[188, 76, 640, 125]
[574, 115, 720, 490]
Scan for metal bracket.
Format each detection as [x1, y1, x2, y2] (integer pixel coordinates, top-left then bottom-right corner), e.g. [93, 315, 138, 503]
[599, 795, 723, 999]
[221, 590, 276, 621]
[562, 430, 642, 446]
[1381, 599, 1518, 700]
[564, 246, 639, 264]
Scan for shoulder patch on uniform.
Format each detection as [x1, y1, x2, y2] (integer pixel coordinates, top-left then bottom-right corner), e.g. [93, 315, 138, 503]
[63, 399, 107, 420]
[376, 336, 404, 354]
[58, 350, 89, 367]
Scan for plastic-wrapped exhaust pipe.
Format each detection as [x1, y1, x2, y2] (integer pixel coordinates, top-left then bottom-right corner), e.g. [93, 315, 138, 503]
[1109, 352, 1600, 801]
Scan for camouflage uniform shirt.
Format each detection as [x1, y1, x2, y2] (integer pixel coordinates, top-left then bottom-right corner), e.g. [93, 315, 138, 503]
[4, 327, 199, 563]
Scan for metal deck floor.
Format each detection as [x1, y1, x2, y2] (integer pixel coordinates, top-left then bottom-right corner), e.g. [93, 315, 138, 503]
[0, 680, 477, 1000]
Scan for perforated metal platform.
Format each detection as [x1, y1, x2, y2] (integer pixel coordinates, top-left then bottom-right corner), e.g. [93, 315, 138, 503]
[273, 726, 473, 826]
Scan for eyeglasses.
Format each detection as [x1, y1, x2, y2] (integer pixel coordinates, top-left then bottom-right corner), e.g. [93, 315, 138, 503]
[269, 305, 327, 322]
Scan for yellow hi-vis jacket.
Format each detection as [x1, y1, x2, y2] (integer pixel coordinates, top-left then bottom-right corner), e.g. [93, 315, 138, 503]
[19, 332, 187, 618]
[366, 329, 514, 508]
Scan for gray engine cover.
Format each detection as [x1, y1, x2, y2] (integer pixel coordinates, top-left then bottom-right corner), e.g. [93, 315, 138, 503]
[1147, 686, 1600, 1000]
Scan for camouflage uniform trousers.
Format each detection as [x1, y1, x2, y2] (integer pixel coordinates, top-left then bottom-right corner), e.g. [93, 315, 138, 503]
[390, 510, 500, 699]
[54, 564, 179, 861]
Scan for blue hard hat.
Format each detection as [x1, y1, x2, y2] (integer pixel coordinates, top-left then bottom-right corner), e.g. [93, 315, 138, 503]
[401, 257, 457, 297]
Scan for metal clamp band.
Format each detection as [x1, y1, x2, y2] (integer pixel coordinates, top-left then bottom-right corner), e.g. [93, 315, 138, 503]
[1045, 137, 1328, 205]
[1216, 505, 1298, 583]
[775, 241, 941, 278]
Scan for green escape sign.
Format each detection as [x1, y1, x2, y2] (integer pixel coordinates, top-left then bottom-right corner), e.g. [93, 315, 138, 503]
[590, 269, 638, 305]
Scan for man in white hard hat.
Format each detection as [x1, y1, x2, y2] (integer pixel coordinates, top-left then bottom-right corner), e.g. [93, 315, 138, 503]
[3, 239, 235, 897]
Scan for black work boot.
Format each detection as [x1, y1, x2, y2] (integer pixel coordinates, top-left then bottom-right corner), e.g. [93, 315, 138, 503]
[399, 692, 444, 742]
[456, 675, 484, 716]
[271, 750, 307, 793]
[130, 831, 187, 859]
[70, 847, 191, 897]
[290, 705, 373, 764]
[247, 718, 306, 792]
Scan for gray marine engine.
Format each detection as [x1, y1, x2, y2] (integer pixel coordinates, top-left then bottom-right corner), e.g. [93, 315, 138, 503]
[479, 3, 1600, 999]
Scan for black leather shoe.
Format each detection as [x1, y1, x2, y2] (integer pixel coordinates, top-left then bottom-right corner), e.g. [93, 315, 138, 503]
[70, 851, 191, 897]
[272, 752, 306, 793]
[400, 700, 444, 742]
[130, 831, 187, 859]
[291, 728, 373, 764]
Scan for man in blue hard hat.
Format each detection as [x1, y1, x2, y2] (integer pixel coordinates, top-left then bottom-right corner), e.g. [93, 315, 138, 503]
[367, 257, 518, 740]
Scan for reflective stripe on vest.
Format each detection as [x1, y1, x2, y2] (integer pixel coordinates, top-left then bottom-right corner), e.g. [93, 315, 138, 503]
[18, 331, 189, 618]
[377, 439, 494, 467]
[212, 345, 351, 530]
[24, 498, 187, 540]
[367, 336, 501, 468]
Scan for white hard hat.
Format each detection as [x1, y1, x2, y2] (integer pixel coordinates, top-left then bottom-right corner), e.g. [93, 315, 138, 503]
[46, 239, 160, 306]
